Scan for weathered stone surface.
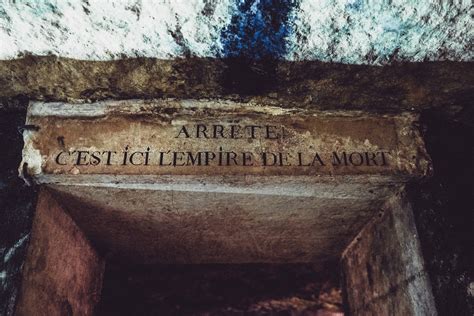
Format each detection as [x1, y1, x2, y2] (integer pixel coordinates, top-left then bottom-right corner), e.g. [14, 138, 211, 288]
[341, 192, 437, 315]
[0, 109, 36, 316]
[0, 1, 471, 64]
[408, 111, 474, 315]
[50, 184, 385, 264]
[0, 58, 472, 117]
[21, 100, 430, 181]
[15, 189, 104, 316]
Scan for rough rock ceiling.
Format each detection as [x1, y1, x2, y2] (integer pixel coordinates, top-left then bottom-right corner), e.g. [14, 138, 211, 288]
[0, 0, 472, 64]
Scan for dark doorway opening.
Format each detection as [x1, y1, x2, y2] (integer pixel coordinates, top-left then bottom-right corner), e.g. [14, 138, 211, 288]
[97, 262, 343, 315]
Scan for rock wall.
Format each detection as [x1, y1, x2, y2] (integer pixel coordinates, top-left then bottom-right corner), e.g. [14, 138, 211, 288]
[0, 58, 472, 116]
[0, 100, 36, 316]
[0, 1, 471, 63]
[15, 189, 104, 316]
[408, 111, 474, 315]
[342, 193, 436, 315]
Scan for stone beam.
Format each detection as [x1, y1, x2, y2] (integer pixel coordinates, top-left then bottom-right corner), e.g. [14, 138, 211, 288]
[21, 100, 430, 181]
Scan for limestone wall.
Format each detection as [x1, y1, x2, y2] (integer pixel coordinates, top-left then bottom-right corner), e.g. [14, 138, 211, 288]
[0, 1, 471, 63]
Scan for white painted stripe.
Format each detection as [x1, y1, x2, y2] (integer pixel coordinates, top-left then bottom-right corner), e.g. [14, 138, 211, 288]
[26, 100, 396, 120]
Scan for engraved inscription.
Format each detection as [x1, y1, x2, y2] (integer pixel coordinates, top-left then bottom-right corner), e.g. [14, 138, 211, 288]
[51, 123, 390, 169]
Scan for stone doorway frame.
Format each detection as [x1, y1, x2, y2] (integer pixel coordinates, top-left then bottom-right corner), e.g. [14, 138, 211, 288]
[14, 101, 438, 315]
[14, 183, 437, 315]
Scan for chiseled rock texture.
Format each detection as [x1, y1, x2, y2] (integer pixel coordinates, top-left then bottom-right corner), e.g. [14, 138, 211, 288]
[0, 58, 472, 120]
[0, 108, 36, 316]
[22, 100, 431, 180]
[408, 111, 474, 315]
[0, 1, 472, 64]
[15, 189, 104, 316]
[342, 192, 437, 315]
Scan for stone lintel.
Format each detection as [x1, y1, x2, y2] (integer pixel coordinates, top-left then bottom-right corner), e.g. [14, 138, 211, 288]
[21, 99, 431, 183]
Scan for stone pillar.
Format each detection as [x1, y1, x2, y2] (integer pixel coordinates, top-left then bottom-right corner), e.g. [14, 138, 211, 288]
[15, 189, 104, 316]
[341, 192, 437, 315]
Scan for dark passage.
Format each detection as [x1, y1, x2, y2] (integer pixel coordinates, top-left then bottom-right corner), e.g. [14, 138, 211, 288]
[97, 262, 342, 315]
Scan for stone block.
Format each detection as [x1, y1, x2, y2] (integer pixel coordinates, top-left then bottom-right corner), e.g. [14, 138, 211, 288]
[341, 193, 437, 315]
[21, 100, 430, 181]
[15, 189, 104, 316]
